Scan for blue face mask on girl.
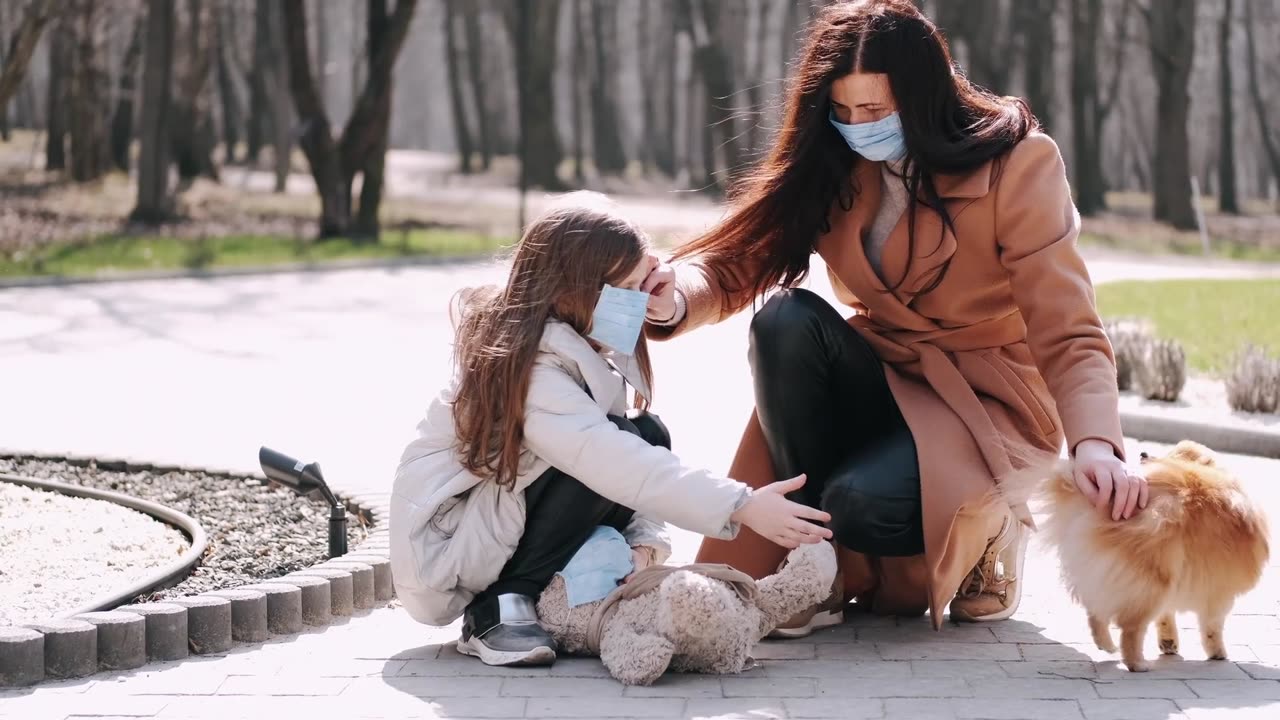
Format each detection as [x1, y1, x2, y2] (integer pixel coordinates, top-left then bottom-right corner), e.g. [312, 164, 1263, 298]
[588, 284, 651, 356]
[829, 110, 908, 163]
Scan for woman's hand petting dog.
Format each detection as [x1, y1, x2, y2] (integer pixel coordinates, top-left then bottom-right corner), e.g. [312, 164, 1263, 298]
[1073, 439, 1149, 521]
[731, 474, 833, 549]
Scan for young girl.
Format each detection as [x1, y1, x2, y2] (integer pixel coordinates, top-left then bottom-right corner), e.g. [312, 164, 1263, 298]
[390, 193, 831, 667]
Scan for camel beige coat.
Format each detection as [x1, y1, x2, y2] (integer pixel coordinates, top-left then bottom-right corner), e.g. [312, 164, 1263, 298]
[648, 133, 1125, 628]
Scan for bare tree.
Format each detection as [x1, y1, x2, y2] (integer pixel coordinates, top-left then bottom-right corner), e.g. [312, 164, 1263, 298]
[246, 0, 273, 165]
[641, 1, 677, 177]
[67, 0, 112, 182]
[46, 21, 70, 170]
[935, 0, 1016, 94]
[169, 0, 219, 182]
[503, 0, 565, 190]
[1217, 0, 1239, 213]
[281, 0, 419, 238]
[461, 0, 492, 170]
[571, 0, 586, 181]
[589, 0, 627, 175]
[0, 0, 64, 109]
[110, 14, 146, 171]
[679, 0, 741, 190]
[443, 0, 474, 172]
[1244, 0, 1280, 210]
[215, 2, 243, 165]
[1144, 0, 1199, 229]
[263, 0, 292, 192]
[1070, 0, 1130, 216]
[1016, 0, 1057, 132]
[132, 0, 175, 222]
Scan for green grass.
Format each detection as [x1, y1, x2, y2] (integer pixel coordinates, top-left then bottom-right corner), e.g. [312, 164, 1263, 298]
[1096, 278, 1280, 373]
[0, 229, 510, 279]
[1080, 232, 1280, 264]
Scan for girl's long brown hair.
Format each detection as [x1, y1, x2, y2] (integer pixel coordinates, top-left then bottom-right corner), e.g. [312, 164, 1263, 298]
[674, 0, 1035, 300]
[451, 193, 654, 489]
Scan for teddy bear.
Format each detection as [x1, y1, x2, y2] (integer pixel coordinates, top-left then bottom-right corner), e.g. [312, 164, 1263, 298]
[536, 540, 839, 686]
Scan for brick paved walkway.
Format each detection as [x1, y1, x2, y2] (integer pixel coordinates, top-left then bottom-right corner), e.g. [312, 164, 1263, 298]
[2, 258, 1278, 719]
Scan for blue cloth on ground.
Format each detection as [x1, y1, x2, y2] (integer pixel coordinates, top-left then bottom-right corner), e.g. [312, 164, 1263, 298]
[557, 525, 635, 607]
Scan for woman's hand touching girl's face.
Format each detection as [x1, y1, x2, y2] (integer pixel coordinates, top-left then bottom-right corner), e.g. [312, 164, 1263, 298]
[641, 255, 678, 323]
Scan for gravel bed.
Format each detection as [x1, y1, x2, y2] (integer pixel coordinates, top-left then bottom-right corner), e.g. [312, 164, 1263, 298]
[0, 457, 367, 611]
[0, 482, 189, 626]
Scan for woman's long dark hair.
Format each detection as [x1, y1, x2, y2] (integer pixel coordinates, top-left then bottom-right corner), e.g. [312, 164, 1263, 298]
[674, 0, 1036, 299]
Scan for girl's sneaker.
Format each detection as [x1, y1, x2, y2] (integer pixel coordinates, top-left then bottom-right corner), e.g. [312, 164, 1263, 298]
[458, 593, 557, 666]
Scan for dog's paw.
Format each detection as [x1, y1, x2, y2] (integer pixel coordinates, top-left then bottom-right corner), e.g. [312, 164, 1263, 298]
[1158, 638, 1180, 655]
[1125, 659, 1151, 673]
[1207, 650, 1228, 661]
[1095, 637, 1118, 654]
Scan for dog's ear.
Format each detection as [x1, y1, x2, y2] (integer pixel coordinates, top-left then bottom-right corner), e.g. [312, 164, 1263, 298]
[1169, 440, 1217, 466]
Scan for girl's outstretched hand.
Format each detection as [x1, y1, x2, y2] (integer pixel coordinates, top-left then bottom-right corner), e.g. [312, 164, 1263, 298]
[730, 474, 833, 549]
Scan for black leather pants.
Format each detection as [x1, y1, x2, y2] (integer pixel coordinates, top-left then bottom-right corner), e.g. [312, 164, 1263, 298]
[475, 413, 667, 601]
[749, 289, 924, 557]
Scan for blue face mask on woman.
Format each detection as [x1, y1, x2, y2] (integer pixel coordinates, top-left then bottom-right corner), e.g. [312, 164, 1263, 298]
[829, 110, 908, 163]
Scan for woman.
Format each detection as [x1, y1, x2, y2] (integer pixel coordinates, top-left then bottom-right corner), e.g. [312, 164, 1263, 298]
[641, 0, 1147, 633]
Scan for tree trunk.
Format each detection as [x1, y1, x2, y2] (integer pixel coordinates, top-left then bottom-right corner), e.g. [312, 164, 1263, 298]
[589, 0, 626, 175]
[67, 0, 111, 182]
[247, 0, 272, 164]
[110, 15, 145, 172]
[280, 0, 417, 238]
[265, 1, 292, 192]
[0, 2, 9, 140]
[1148, 0, 1199, 229]
[504, 0, 565, 191]
[461, 0, 491, 170]
[571, 0, 585, 181]
[215, 4, 242, 165]
[1244, 0, 1280, 208]
[170, 0, 218, 182]
[1018, 0, 1056, 132]
[1217, 0, 1239, 214]
[46, 23, 70, 170]
[132, 0, 175, 222]
[1070, 0, 1106, 215]
[936, 0, 1015, 94]
[641, 1, 676, 177]
[443, 0, 473, 173]
[681, 0, 740, 189]
[0, 0, 64, 109]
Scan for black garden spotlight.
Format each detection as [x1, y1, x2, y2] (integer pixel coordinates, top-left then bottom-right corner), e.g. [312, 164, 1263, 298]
[258, 446, 348, 558]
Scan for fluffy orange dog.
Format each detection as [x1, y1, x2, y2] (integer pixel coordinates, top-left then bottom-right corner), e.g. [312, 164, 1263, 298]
[1002, 441, 1270, 672]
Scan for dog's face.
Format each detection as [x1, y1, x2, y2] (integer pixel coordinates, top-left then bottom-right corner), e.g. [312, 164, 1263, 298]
[1139, 440, 1217, 467]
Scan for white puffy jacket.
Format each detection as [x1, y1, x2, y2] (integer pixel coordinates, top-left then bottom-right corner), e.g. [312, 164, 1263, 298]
[390, 320, 751, 626]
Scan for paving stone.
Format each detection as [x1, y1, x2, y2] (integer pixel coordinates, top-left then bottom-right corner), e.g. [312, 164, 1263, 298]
[881, 699, 960, 720]
[945, 698, 1087, 719]
[877, 642, 1023, 661]
[966, 678, 1097, 699]
[622, 674, 725, 698]
[262, 576, 331, 627]
[1078, 698, 1186, 720]
[1092, 679, 1196, 698]
[685, 699, 786, 720]
[115, 603, 188, 662]
[288, 568, 355, 617]
[912, 660, 1009, 679]
[320, 561, 376, 609]
[750, 641, 815, 660]
[22, 619, 97, 679]
[721, 676, 814, 698]
[1185, 679, 1280, 699]
[201, 589, 268, 643]
[73, 612, 147, 672]
[1238, 662, 1280, 680]
[785, 698, 886, 719]
[998, 661, 1100, 679]
[526, 697, 684, 718]
[500, 677, 624, 697]
[216, 674, 350, 696]
[349, 675, 501, 698]
[168, 596, 233, 655]
[763, 659, 910, 679]
[816, 677, 972, 698]
[813, 641, 883, 660]
[236, 583, 304, 636]
[0, 626, 43, 686]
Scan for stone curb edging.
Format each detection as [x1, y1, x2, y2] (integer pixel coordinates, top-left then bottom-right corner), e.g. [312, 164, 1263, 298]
[1119, 409, 1280, 459]
[0, 450, 395, 688]
[0, 252, 498, 291]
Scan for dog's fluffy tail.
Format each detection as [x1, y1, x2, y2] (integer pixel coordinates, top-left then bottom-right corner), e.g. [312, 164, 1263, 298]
[989, 458, 1079, 509]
